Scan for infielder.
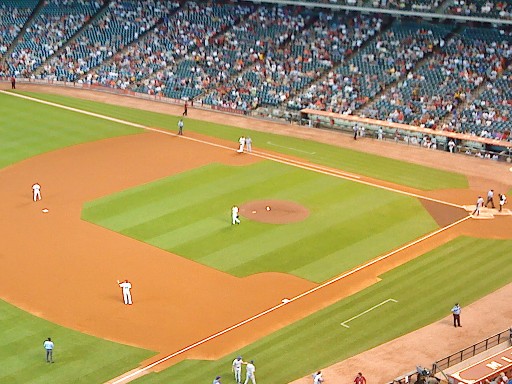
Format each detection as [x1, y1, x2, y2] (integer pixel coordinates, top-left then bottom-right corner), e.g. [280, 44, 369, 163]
[232, 205, 240, 225]
[472, 196, 484, 216]
[313, 371, 324, 384]
[499, 193, 507, 212]
[117, 279, 133, 305]
[237, 136, 245, 153]
[244, 360, 256, 384]
[32, 182, 42, 202]
[232, 356, 244, 383]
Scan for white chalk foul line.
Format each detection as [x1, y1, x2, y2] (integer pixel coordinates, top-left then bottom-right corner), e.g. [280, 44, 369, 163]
[109, 215, 471, 383]
[0, 91, 472, 381]
[2, 90, 463, 210]
[340, 299, 398, 328]
[267, 140, 317, 154]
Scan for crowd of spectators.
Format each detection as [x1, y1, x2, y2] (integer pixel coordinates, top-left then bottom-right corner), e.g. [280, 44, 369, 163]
[448, 1, 512, 19]
[201, 5, 314, 111]
[366, 27, 512, 134]
[290, 21, 448, 114]
[38, 0, 169, 82]
[0, 0, 39, 62]
[135, 1, 254, 100]
[0, 0, 511, 141]
[7, 0, 104, 78]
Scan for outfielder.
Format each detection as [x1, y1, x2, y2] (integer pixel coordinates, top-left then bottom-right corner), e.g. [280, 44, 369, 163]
[244, 360, 256, 384]
[32, 182, 42, 202]
[232, 356, 244, 383]
[232, 205, 240, 225]
[117, 279, 133, 305]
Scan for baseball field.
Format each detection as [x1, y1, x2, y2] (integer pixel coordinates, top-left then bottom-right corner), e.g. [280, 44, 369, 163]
[0, 87, 511, 384]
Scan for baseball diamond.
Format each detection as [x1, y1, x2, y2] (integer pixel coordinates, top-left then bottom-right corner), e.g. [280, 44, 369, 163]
[0, 85, 511, 384]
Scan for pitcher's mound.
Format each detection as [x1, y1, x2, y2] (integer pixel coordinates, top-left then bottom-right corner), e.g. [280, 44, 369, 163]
[240, 200, 309, 224]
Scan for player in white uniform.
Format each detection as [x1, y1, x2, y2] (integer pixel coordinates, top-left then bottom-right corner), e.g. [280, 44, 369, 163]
[244, 360, 256, 384]
[312, 371, 324, 384]
[32, 183, 42, 202]
[499, 193, 507, 212]
[232, 356, 243, 383]
[117, 279, 133, 305]
[237, 136, 246, 153]
[471, 196, 484, 216]
[232, 205, 240, 225]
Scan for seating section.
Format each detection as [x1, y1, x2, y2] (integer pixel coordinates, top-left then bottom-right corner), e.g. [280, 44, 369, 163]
[40, 0, 166, 82]
[291, 21, 451, 114]
[1, 1, 511, 140]
[133, 1, 255, 100]
[370, 27, 512, 132]
[7, 0, 104, 77]
[460, 69, 512, 137]
[205, 10, 383, 111]
[448, 1, 511, 19]
[0, 0, 39, 64]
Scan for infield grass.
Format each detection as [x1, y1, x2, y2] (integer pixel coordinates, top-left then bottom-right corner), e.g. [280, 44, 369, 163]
[11, 90, 468, 190]
[82, 161, 439, 282]
[0, 301, 154, 384]
[132, 236, 512, 384]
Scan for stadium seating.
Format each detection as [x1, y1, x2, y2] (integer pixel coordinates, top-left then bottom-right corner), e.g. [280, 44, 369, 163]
[7, 0, 104, 77]
[0, 0, 39, 66]
[41, 0, 165, 82]
[369, 26, 512, 134]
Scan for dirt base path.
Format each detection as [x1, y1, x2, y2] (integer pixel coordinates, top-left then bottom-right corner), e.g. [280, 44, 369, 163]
[1, 84, 512, 383]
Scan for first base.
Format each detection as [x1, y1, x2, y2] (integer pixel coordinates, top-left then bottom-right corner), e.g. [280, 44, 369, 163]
[42, 208, 49, 213]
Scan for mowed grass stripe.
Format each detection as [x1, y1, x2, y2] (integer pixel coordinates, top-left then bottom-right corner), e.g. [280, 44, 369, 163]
[198, 188, 408, 267]
[131, 237, 512, 384]
[85, 162, 294, 232]
[146, 173, 328, 249]
[0, 300, 154, 384]
[0, 93, 141, 169]
[84, 161, 438, 282]
[15, 91, 468, 191]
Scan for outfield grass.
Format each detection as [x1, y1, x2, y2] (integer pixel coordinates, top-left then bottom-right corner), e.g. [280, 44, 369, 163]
[0, 301, 154, 384]
[132, 236, 512, 384]
[82, 161, 438, 282]
[0, 92, 141, 168]
[12, 91, 468, 190]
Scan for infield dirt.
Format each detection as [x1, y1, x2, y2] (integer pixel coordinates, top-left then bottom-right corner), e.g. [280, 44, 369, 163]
[1, 84, 511, 383]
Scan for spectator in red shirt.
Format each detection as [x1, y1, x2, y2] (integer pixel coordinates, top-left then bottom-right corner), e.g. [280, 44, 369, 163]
[355, 372, 367, 384]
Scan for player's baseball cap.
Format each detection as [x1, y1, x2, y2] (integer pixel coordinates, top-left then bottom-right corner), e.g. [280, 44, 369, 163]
[216, 376, 221, 379]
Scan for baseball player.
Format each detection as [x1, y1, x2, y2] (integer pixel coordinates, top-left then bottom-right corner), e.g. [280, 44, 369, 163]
[43, 337, 54, 363]
[117, 279, 133, 305]
[245, 137, 252, 152]
[237, 136, 245, 153]
[32, 182, 42, 202]
[232, 356, 244, 383]
[232, 205, 240, 225]
[499, 193, 507, 212]
[472, 196, 484, 216]
[313, 371, 324, 383]
[212, 375, 221, 384]
[243, 360, 256, 384]
[177, 118, 184, 135]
